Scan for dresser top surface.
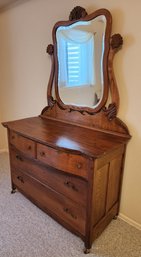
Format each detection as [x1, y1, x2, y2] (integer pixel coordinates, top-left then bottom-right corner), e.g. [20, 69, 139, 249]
[3, 116, 129, 158]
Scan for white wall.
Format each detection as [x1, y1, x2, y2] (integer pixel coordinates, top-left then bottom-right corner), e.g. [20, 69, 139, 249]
[0, 0, 141, 227]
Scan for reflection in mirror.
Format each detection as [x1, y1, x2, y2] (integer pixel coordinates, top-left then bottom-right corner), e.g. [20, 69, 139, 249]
[56, 15, 106, 108]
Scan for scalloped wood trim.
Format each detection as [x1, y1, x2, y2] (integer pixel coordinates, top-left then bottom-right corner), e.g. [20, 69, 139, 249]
[41, 103, 131, 138]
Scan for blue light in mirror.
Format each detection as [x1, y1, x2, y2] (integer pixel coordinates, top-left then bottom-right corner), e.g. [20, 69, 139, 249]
[57, 21, 95, 88]
[56, 16, 106, 107]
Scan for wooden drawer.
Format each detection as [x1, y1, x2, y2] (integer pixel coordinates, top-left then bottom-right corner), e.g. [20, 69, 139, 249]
[9, 131, 36, 158]
[37, 143, 89, 179]
[10, 147, 87, 206]
[12, 168, 86, 235]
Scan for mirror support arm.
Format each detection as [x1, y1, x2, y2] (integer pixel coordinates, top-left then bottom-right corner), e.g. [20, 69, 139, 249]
[108, 34, 123, 113]
[46, 44, 56, 107]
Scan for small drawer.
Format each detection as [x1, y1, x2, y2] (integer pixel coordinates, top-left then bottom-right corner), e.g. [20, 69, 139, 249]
[12, 169, 86, 235]
[10, 147, 87, 206]
[10, 131, 36, 158]
[37, 143, 89, 179]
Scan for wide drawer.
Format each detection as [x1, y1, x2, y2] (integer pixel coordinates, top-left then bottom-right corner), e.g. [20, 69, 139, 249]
[37, 143, 89, 179]
[10, 147, 87, 206]
[10, 131, 36, 158]
[12, 168, 86, 235]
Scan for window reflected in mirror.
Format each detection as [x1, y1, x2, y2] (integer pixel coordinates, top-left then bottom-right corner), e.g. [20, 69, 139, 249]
[56, 15, 106, 108]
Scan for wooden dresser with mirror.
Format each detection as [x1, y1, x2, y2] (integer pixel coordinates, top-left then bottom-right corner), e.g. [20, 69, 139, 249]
[2, 6, 131, 253]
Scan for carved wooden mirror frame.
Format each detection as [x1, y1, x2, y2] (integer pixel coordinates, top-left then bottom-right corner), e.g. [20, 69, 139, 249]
[54, 8, 111, 114]
[43, 6, 123, 119]
[41, 6, 130, 139]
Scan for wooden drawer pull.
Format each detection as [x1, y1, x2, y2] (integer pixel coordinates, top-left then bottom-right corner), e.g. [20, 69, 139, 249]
[16, 155, 23, 161]
[28, 145, 32, 150]
[77, 163, 82, 169]
[40, 151, 45, 157]
[64, 181, 78, 192]
[63, 207, 77, 219]
[17, 175, 24, 183]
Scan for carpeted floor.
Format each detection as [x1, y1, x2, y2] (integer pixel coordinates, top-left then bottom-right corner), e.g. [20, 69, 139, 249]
[0, 152, 141, 257]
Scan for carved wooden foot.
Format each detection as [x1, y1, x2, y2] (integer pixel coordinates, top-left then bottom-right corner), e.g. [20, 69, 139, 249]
[84, 248, 91, 254]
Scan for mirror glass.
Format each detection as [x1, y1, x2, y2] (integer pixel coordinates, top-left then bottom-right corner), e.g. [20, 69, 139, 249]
[56, 15, 106, 108]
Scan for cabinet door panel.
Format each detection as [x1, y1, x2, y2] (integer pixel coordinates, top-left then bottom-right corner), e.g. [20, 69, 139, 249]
[92, 164, 109, 226]
[106, 155, 123, 212]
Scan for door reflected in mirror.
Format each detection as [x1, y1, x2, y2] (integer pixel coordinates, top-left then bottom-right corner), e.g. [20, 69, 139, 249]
[56, 15, 106, 108]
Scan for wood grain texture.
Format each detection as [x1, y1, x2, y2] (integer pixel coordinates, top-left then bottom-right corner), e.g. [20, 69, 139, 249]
[10, 146, 87, 206]
[12, 168, 86, 235]
[106, 155, 123, 212]
[2, 6, 131, 253]
[92, 203, 118, 241]
[37, 143, 89, 179]
[2, 116, 130, 158]
[92, 164, 109, 226]
[3, 115, 129, 252]
[10, 130, 36, 158]
[41, 103, 131, 137]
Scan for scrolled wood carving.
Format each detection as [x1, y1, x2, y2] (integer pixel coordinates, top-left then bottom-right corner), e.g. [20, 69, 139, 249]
[46, 44, 54, 55]
[48, 96, 56, 108]
[111, 34, 123, 50]
[46, 44, 55, 107]
[68, 108, 85, 115]
[41, 96, 56, 115]
[69, 6, 88, 21]
[103, 103, 117, 121]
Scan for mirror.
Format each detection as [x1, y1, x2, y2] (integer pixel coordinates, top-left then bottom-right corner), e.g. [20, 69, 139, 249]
[51, 8, 112, 113]
[56, 15, 106, 108]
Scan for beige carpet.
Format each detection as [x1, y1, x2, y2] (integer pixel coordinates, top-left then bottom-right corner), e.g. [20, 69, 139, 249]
[0, 152, 141, 257]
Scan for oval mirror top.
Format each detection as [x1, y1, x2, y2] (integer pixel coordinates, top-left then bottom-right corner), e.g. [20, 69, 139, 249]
[53, 9, 112, 113]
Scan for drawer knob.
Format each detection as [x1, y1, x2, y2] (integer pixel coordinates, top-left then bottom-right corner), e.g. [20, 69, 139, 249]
[17, 176, 24, 183]
[40, 151, 45, 157]
[28, 145, 32, 150]
[63, 207, 77, 219]
[77, 163, 82, 169]
[12, 135, 15, 140]
[16, 155, 23, 161]
[64, 181, 78, 192]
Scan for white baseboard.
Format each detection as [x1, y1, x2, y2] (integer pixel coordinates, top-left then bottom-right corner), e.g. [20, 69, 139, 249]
[0, 149, 8, 153]
[119, 213, 141, 231]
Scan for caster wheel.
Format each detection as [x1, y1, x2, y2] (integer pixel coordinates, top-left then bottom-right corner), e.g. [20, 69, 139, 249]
[84, 248, 91, 254]
[11, 189, 16, 194]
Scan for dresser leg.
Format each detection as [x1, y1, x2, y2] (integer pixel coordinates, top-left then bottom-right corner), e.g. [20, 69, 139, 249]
[113, 215, 118, 220]
[84, 235, 92, 254]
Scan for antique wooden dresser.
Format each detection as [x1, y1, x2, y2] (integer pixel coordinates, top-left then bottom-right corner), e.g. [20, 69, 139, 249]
[2, 6, 131, 253]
